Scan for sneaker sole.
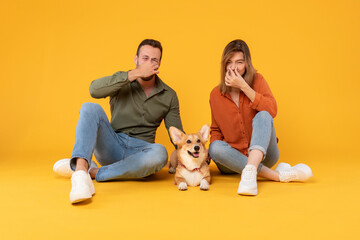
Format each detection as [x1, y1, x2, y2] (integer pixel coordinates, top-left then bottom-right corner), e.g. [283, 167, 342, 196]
[70, 193, 92, 204]
[237, 186, 258, 196]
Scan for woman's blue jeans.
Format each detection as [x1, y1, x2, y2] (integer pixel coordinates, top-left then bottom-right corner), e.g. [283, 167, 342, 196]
[69, 103, 168, 182]
[208, 111, 279, 174]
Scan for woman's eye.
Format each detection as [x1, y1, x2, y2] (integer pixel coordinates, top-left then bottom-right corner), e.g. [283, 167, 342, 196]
[197, 139, 200, 143]
[186, 140, 191, 144]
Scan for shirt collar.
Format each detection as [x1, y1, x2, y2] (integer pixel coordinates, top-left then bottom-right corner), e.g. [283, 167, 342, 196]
[132, 74, 166, 99]
[153, 74, 166, 92]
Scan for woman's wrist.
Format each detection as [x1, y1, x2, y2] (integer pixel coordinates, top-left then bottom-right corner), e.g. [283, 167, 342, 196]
[238, 80, 248, 91]
[241, 83, 256, 102]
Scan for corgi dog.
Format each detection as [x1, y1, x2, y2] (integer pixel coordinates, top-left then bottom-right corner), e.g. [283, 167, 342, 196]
[169, 124, 211, 191]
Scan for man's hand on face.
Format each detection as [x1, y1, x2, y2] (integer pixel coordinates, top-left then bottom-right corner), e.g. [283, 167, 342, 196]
[128, 61, 159, 81]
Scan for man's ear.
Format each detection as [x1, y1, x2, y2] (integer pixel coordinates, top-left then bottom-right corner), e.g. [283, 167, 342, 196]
[169, 126, 184, 145]
[198, 124, 210, 142]
[134, 55, 138, 65]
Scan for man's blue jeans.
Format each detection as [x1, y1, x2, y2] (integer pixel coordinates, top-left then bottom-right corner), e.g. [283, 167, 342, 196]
[208, 111, 279, 174]
[69, 102, 168, 182]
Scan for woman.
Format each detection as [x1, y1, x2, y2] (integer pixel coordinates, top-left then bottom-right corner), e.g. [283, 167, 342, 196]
[208, 39, 312, 196]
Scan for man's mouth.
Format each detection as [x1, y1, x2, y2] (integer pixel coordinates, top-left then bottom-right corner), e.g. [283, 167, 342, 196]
[188, 151, 200, 158]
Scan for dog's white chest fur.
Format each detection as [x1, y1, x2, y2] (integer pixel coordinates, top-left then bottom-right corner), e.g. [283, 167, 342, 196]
[179, 168, 202, 186]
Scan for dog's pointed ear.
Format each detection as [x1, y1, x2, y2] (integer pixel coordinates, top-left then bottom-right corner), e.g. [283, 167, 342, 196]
[169, 126, 184, 145]
[198, 124, 210, 142]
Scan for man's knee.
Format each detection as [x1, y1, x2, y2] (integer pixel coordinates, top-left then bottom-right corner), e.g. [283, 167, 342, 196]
[148, 144, 168, 168]
[80, 102, 103, 116]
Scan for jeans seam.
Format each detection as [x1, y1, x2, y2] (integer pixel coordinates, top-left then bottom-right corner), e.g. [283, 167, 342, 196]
[100, 119, 123, 146]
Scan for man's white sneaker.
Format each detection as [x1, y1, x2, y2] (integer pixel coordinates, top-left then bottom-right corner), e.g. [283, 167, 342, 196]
[53, 158, 98, 178]
[237, 165, 258, 196]
[278, 163, 313, 182]
[70, 170, 93, 203]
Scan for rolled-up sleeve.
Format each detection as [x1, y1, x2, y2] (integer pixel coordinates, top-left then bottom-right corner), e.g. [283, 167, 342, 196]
[249, 75, 277, 118]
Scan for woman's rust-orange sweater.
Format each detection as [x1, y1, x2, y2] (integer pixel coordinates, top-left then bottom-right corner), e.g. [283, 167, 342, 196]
[209, 73, 277, 156]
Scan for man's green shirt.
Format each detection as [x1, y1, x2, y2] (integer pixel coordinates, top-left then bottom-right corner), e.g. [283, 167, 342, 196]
[89, 71, 183, 145]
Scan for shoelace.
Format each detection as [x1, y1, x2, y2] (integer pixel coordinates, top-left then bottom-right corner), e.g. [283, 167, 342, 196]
[280, 168, 297, 181]
[242, 168, 257, 182]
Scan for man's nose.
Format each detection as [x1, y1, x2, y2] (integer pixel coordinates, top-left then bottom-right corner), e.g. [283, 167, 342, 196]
[194, 145, 200, 151]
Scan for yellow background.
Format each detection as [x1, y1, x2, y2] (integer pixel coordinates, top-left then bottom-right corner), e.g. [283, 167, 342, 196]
[1, 0, 359, 239]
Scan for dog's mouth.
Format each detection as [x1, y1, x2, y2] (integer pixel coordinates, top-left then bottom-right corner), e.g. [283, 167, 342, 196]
[187, 151, 200, 158]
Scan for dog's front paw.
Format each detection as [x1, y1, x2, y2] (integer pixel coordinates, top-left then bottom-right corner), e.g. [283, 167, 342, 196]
[200, 179, 209, 191]
[168, 167, 176, 174]
[178, 182, 188, 191]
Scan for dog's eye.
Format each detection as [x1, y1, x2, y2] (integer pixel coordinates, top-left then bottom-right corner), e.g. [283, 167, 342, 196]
[197, 139, 200, 143]
[186, 140, 191, 144]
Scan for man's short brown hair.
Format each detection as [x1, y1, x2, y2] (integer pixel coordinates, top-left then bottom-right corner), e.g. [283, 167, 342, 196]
[136, 39, 163, 60]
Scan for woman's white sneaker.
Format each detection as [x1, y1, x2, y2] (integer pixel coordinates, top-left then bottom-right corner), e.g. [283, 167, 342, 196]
[53, 158, 98, 178]
[70, 170, 93, 203]
[275, 162, 291, 172]
[237, 165, 258, 196]
[278, 163, 313, 182]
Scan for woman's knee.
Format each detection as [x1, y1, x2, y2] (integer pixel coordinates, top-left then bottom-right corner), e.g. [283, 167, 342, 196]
[209, 140, 228, 163]
[254, 111, 273, 122]
[252, 111, 273, 130]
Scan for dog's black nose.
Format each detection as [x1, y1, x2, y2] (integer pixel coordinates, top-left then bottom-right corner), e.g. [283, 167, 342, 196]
[194, 145, 200, 151]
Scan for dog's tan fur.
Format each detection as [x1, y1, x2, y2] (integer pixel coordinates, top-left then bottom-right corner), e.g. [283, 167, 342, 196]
[169, 125, 211, 191]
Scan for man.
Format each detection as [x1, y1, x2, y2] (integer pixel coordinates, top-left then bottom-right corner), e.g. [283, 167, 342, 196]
[53, 39, 183, 203]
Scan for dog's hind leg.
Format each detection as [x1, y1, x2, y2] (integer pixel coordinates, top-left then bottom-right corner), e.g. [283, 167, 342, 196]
[168, 150, 178, 174]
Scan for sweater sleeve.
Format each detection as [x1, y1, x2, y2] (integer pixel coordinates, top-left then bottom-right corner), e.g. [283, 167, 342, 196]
[209, 97, 224, 143]
[89, 71, 131, 98]
[249, 74, 277, 118]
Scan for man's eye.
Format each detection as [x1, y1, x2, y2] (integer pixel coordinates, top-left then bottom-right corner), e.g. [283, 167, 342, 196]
[197, 139, 200, 143]
[186, 140, 191, 144]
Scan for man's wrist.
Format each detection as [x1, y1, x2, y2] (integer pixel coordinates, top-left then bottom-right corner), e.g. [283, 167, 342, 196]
[128, 69, 141, 81]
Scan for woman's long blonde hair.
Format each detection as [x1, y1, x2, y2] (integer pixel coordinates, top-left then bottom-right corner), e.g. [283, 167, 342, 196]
[220, 40, 257, 94]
